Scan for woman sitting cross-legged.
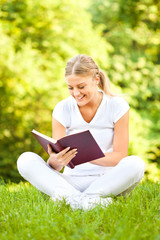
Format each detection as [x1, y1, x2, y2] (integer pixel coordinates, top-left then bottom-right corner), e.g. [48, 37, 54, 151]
[17, 54, 145, 210]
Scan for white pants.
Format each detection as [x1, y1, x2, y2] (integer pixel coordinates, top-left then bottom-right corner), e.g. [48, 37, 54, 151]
[17, 152, 145, 200]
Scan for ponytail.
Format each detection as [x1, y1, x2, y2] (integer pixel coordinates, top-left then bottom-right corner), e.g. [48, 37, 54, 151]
[98, 70, 114, 96]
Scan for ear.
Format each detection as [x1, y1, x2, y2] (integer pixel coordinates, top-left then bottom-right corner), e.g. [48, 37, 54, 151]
[96, 75, 100, 84]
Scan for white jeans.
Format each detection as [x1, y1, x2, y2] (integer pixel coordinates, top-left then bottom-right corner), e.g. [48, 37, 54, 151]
[17, 152, 145, 200]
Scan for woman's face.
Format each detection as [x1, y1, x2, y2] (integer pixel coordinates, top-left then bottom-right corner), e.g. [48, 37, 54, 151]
[66, 74, 98, 107]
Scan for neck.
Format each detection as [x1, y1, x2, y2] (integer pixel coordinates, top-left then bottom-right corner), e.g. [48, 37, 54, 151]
[91, 90, 102, 107]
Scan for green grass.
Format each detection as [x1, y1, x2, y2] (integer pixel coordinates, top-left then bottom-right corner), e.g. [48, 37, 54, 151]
[0, 180, 159, 240]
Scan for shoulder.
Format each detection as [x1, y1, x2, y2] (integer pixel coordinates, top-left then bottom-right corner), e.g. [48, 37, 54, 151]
[106, 95, 130, 124]
[54, 96, 75, 111]
[102, 94, 129, 108]
[52, 96, 74, 127]
[109, 95, 129, 106]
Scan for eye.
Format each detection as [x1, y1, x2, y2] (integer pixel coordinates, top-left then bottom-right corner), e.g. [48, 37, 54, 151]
[79, 86, 85, 89]
[68, 87, 73, 90]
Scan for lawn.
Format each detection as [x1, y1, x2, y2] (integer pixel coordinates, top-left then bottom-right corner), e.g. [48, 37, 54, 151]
[0, 180, 159, 240]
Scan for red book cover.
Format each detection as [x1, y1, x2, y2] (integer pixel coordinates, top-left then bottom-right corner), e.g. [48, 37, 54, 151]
[31, 129, 105, 168]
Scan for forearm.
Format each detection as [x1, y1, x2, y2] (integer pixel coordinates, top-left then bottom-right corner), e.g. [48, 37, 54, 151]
[90, 151, 128, 167]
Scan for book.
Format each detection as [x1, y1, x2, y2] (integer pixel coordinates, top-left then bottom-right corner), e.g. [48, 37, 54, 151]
[31, 129, 105, 169]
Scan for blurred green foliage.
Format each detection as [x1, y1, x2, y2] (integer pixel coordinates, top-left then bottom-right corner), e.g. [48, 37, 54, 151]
[0, 0, 159, 182]
[88, 0, 160, 180]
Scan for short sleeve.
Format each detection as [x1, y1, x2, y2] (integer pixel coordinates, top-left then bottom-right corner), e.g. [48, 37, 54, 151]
[52, 99, 70, 128]
[111, 96, 130, 124]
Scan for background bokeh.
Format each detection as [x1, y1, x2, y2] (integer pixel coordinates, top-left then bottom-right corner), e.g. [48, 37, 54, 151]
[0, 0, 160, 182]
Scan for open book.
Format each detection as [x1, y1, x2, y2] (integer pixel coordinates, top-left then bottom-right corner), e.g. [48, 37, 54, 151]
[31, 129, 105, 169]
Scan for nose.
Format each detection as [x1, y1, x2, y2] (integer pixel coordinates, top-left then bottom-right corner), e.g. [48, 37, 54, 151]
[73, 88, 80, 96]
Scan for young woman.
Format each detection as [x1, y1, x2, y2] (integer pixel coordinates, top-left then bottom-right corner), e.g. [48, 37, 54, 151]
[17, 54, 145, 210]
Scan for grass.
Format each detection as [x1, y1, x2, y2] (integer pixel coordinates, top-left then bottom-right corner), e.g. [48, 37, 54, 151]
[0, 180, 159, 240]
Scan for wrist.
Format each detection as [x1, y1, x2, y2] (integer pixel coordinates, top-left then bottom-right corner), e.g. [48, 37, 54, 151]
[47, 157, 63, 172]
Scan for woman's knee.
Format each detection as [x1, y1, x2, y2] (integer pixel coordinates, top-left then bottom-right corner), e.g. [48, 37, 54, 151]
[17, 152, 42, 176]
[121, 155, 145, 179]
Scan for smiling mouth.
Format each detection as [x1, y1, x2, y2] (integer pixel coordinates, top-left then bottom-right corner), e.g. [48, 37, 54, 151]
[76, 95, 85, 101]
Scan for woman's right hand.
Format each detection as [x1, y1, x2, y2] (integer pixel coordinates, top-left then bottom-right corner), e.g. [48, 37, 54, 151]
[47, 145, 77, 171]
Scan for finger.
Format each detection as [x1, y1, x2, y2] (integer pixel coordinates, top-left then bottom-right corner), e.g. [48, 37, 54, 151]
[57, 147, 71, 157]
[47, 144, 55, 155]
[57, 149, 77, 162]
[62, 148, 78, 160]
[63, 151, 78, 166]
[58, 150, 78, 166]
[47, 144, 52, 155]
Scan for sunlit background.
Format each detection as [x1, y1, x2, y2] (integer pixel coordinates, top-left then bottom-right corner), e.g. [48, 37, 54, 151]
[0, 0, 160, 182]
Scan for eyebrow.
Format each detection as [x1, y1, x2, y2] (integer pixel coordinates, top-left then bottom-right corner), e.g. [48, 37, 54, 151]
[67, 82, 86, 87]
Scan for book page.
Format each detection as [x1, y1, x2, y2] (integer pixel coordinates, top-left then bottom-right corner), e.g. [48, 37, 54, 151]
[32, 129, 57, 144]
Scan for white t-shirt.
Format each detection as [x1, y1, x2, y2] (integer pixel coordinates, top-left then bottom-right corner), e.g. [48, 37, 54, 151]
[52, 91, 130, 176]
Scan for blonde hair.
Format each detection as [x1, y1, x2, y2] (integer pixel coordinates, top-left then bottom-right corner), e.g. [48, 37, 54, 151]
[65, 54, 114, 96]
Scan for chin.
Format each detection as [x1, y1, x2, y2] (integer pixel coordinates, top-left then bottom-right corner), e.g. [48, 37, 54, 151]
[77, 101, 86, 107]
